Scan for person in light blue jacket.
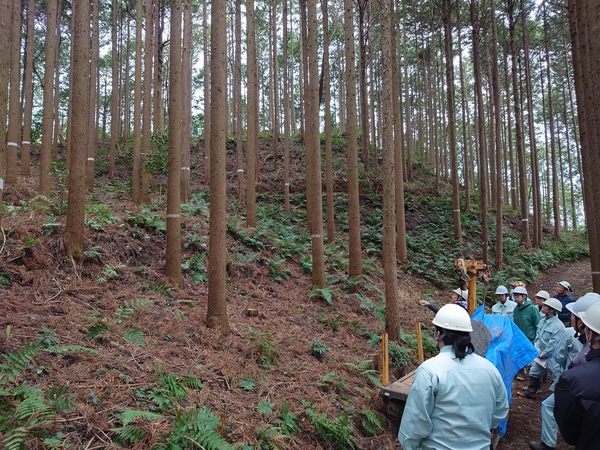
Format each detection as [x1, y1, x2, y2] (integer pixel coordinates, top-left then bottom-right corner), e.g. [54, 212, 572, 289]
[518, 297, 566, 399]
[398, 304, 509, 450]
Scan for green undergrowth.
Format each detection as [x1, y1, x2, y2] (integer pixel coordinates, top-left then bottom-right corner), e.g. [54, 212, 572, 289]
[1, 148, 591, 448]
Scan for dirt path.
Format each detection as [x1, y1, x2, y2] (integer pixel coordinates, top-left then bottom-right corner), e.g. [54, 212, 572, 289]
[497, 257, 592, 450]
[527, 257, 593, 299]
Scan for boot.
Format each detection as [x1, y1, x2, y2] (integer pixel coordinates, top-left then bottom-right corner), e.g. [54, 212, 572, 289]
[517, 377, 541, 399]
[529, 441, 555, 450]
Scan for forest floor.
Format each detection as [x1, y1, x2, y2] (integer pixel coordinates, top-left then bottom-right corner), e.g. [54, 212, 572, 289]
[0, 151, 593, 449]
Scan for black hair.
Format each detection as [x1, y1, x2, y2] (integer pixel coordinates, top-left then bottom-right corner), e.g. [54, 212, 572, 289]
[435, 326, 475, 360]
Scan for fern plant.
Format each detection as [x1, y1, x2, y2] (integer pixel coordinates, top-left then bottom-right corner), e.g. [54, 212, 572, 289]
[361, 405, 383, 436]
[247, 329, 280, 369]
[161, 406, 235, 450]
[343, 359, 381, 387]
[303, 403, 356, 449]
[310, 286, 336, 306]
[111, 410, 163, 445]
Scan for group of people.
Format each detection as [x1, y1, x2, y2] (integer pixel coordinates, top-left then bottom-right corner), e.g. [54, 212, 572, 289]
[399, 280, 600, 450]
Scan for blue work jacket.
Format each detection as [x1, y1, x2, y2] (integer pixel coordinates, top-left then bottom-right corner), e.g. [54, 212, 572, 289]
[398, 346, 509, 450]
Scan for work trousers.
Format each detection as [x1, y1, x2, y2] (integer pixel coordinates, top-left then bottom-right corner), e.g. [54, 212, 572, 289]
[541, 393, 558, 448]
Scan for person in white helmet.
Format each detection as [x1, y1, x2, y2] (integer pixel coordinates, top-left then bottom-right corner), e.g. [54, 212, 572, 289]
[518, 298, 566, 399]
[491, 285, 517, 320]
[398, 304, 508, 450]
[513, 285, 540, 343]
[534, 290, 551, 317]
[529, 293, 600, 450]
[553, 280, 575, 326]
[419, 287, 468, 313]
[554, 301, 600, 449]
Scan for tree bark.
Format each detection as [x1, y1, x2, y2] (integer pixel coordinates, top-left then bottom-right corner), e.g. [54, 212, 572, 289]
[569, 0, 600, 290]
[165, 0, 183, 286]
[490, 0, 503, 268]
[141, 0, 154, 204]
[306, 0, 325, 288]
[6, 2, 22, 184]
[64, 0, 91, 260]
[181, 0, 192, 203]
[471, 0, 489, 262]
[21, 0, 35, 177]
[86, 0, 99, 191]
[246, 0, 258, 227]
[381, 0, 399, 341]
[322, 0, 335, 243]
[344, 0, 362, 281]
[109, 0, 119, 178]
[206, 0, 230, 332]
[0, 0, 12, 221]
[39, 0, 58, 193]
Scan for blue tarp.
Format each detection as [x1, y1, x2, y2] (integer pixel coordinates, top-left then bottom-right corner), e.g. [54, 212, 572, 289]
[472, 306, 538, 436]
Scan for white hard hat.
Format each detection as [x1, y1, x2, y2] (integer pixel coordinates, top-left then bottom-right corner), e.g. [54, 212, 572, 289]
[495, 285, 509, 295]
[513, 286, 528, 296]
[558, 281, 573, 292]
[432, 304, 473, 332]
[580, 302, 600, 334]
[453, 288, 469, 301]
[543, 297, 563, 312]
[566, 292, 600, 319]
[535, 290, 550, 301]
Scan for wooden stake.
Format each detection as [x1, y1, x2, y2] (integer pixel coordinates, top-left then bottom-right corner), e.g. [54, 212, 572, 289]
[416, 322, 424, 363]
[381, 332, 389, 386]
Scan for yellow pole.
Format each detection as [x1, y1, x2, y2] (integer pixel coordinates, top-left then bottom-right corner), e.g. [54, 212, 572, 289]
[467, 272, 477, 315]
[381, 332, 389, 386]
[416, 322, 424, 363]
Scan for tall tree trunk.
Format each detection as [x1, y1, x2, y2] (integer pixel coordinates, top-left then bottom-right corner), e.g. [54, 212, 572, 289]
[322, 0, 335, 243]
[508, 0, 530, 247]
[456, 17, 471, 211]
[86, 0, 99, 190]
[123, 17, 131, 143]
[6, 2, 22, 184]
[131, 0, 143, 202]
[271, 0, 279, 160]
[560, 81, 577, 230]
[234, 0, 244, 208]
[569, 0, 600, 291]
[283, 0, 290, 213]
[180, 0, 192, 203]
[402, 20, 413, 181]
[141, 0, 154, 204]
[381, 0, 399, 341]
[520, 1, 540, 245]
[39, 0, 58, 193]
[64, 0, 91, 260]
[153, 2, 165, 134]
[543, 6, 561, 240]
[21, 0, 35, 177]
[344, 0, 362, 281]
[503, 44, 517, 211]
[109, 0, 119, 178]
[393, 6, 407, 263]
[206, 0, 230, 332]
[490, 0, 503, 268]
[306, 0, 325, 288]
[471, 0, 489, 262]
[52, 2, 62, 158]
[202, 0, 211, 183]
[0, 0, 12, 219]
[246, 0, 258, 227]
[358, 0, 370, 174]
[165, 0, 183, 286]
[443, 0, 463, 244]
